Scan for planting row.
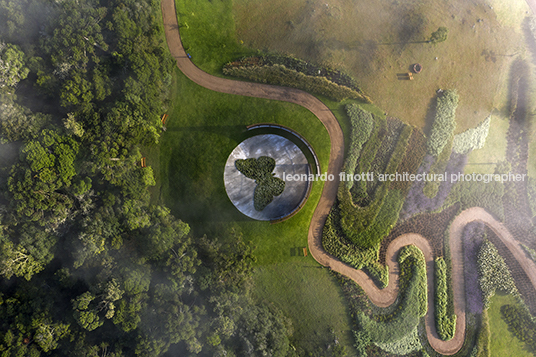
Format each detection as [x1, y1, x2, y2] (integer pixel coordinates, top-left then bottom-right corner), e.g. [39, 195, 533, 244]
[354, 245, 427, 356]
[434, 257, 456, 340]
[223, 61, 372, 102]
[427, 90, 459, 157]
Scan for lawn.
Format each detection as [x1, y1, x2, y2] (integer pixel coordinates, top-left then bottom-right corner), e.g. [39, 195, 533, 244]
[488, 292, 535, 357]
[149, 2, 358, 353]
[233, 0, 527, 131]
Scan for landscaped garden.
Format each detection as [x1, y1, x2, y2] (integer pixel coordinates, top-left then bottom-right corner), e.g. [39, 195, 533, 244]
[157, 0, 536, 355]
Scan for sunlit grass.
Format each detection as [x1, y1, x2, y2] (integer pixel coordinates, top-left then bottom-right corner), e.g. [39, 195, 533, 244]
[488, 292, 534, 357]
[233, 0, 526, 131]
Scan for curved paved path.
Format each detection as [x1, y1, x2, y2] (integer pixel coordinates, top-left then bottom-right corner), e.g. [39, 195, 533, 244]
[161, 0, 536, 354]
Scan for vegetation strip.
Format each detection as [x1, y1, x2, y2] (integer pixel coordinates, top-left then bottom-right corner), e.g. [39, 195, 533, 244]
[161, 1, 536, 355]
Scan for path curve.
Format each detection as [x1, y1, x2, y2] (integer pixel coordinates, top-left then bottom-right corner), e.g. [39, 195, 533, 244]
[161, 1, 536, 354]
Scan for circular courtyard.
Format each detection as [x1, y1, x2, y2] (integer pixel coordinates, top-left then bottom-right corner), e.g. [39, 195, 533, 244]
[224, 134, 311, 221]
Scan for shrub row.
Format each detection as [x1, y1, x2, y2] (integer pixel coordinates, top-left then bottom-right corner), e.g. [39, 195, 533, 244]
[434, 257, 456, 340]
[322, 205, 388, 288]
[337, 126, 412, 249]
[427, 90, 459, 156]
[452, 116, 491, 154]
[477, 239, 519, 309]
[222, 64, 371, 102]
[226, 54, 367, 94]
[343, 104, 375, 189]
[476, 310, 490, 357]
[361, 118, 405, 204]
[348, 117, 383, 205]
[355, 245, 427, 346]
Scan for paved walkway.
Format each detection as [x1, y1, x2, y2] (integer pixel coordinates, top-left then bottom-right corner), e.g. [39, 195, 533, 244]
[161, 0, 536, 354]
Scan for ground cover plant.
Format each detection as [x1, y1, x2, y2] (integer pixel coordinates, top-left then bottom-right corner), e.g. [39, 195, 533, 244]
[477, 239, 519, 309]
[452, 116, 491, 154]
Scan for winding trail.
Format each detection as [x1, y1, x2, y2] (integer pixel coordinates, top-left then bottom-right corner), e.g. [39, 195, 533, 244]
[161, 0, 536, 354]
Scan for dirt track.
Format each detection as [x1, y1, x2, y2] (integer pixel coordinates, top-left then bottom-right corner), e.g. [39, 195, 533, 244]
[161, 0, 536, 354]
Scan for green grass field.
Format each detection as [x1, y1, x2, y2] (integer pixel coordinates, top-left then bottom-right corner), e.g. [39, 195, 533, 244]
[148, 2, 358, 353]
[488, 293, 535, 357]
[233, 0, 527, 131]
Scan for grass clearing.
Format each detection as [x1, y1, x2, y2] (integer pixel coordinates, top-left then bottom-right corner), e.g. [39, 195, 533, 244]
[233, 0, 526, 131]
[488, 292, 535, 357]
[157, 2, 356, 350]
[158, 65, 355, 355]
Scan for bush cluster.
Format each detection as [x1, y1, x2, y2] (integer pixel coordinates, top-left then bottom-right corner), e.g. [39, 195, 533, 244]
[434, 257, 456, 340]
[235, 157, 285, 211]
[452, 116, 491, 154]
[427, 90, 459, 156]
[374, 325, 421, 355]
[477, 239, 519, 309]
[222, 63, 372, 102]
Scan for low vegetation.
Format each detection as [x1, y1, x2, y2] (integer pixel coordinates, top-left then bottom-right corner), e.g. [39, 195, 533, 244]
[342, 104, 375, 188]
[435, 257, 456, 340]
[477, 239, 519, 309]
[223, 62, 370, 102]
[427, 90, 459, 157]
[452, 116, 491, 154]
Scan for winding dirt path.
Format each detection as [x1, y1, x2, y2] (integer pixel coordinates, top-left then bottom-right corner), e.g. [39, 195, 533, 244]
[161, 0, 536, 354]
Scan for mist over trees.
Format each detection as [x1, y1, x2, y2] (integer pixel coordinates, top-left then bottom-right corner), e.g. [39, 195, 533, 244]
[0, 0, 292, 356]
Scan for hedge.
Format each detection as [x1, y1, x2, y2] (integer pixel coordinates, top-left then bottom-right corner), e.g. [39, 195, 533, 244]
[427, 90, 459, 156]
[222, 64, 372, 102]
[226, 54, 368, 95]
[356, 245, 427, 344]
[337, 125, 412, 248]
[322, 205, 389, 288]
[434, 257, 456, 340]
[343, 104, 375, 190]
[452, 116, 491, 154]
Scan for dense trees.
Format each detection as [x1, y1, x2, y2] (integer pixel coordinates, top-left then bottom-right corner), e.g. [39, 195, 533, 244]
[0, 0, 293, 356]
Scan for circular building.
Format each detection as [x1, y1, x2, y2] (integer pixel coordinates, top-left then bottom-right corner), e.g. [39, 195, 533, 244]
[224, 134, 311, 221]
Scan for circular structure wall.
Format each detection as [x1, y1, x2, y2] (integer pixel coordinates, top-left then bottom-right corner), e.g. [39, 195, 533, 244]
[224, 134, 311, 221]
